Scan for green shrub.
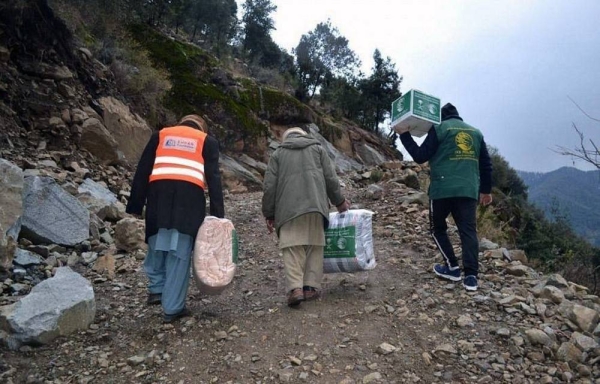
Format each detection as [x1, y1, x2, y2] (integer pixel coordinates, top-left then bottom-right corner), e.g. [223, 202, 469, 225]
[369, 169, 383, 183]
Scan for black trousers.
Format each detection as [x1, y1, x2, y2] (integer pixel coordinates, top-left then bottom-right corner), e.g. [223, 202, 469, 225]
[429, 197, 479, 277]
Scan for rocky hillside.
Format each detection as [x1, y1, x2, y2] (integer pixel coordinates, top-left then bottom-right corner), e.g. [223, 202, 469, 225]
[2, 1, 600, 383]
[0, 0, 401, 275]
[1, 160, 600, 383]
[0, 0, 399, 194]
[0, 0, 401, 281]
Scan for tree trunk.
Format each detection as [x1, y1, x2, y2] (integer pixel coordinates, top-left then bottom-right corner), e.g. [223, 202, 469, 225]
[192, 22, 198, 40]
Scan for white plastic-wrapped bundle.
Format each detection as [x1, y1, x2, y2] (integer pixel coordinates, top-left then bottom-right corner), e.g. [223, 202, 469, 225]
[193, 216, 238, 295]
[324, 209, 376, 273]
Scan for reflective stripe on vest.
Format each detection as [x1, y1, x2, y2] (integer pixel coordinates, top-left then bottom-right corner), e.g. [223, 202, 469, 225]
[149, 126, 207, 189]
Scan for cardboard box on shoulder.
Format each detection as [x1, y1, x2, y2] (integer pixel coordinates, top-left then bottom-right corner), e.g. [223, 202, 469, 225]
[391, 89, 441, 137]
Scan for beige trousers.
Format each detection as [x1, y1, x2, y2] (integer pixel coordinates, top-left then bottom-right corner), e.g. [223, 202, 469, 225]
[278, 212, 325, 291]
[282, 245, 324, 291]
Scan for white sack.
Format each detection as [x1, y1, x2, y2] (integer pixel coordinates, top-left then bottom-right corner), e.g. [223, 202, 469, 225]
[193, 216, 238, 294]
[324, 209, 376, 273]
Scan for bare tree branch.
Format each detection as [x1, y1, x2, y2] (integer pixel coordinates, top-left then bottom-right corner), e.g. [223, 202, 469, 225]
[568, 96, 600, 123]
[553, 98, 600, 169]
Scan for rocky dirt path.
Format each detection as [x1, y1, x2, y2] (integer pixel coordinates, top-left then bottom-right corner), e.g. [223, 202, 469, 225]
[2, 187, 600, 383]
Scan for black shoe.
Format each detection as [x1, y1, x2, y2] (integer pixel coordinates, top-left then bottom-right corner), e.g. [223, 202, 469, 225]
[163, 307, 191, 323]
[147, 293, 162, 305]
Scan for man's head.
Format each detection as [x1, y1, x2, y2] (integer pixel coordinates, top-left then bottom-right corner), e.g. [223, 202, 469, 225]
[179, 114, 208, 132]
[441, 103, 460, 121]
[281, 127, 307, 142]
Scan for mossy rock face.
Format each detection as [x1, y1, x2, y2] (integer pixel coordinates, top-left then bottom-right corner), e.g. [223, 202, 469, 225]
[317, 117, 344, 141]
[128, 26, 394, 165]
[129, 25, 318, 152]
[128, 25, 267, 147]
[237, 81, 316, 125]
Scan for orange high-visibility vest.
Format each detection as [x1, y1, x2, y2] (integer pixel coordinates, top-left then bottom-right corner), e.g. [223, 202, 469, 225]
[149, 126, 207, 189]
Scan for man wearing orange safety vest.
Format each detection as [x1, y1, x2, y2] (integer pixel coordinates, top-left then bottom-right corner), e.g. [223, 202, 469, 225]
[126, 114, 224, 322]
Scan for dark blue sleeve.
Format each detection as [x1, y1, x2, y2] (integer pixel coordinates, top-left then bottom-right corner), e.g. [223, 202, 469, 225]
[126, 133, 158, 215]
[478, 139, 493, 194]
[399, 126, 439, 164]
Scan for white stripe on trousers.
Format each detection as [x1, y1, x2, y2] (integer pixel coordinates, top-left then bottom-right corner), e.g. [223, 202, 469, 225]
[430, 199, 459, 270]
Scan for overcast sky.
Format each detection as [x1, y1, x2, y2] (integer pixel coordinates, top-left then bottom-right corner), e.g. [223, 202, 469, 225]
[254, 0, 600, 172]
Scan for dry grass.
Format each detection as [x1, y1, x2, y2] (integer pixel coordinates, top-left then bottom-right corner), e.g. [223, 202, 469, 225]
[108, 39, 172, 125]
[477, 204, 512, 247]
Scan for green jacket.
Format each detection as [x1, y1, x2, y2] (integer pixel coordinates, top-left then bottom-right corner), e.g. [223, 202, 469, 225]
[429, 119, 483, 200]
[262, 133, 345, 234]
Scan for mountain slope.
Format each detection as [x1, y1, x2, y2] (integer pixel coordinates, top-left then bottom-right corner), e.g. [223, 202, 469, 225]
[519, 167, 600, 246]
[0, 0, 400, 195]
[4, 181, 600, 382]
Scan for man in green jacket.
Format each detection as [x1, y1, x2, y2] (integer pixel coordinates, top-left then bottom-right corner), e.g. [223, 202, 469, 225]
[262, 127, 350, 306]
[400, 103, 493, 291]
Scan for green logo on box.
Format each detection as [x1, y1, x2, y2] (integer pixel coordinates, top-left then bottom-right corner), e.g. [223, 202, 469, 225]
[391, 93, 411, 122]
[324, 226, 356, 258]
[413, 90, 440, 123]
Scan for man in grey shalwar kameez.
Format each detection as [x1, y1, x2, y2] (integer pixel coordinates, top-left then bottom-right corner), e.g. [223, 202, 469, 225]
[262, 127, 350, 306]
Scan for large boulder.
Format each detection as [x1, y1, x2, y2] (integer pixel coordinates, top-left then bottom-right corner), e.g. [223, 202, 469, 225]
[0, 159, 24, 273]
[114, 218, 146, 252]
[220, 154, 263, 193]
[77, 178, 125, 221]
[13, 249, 43, 268]
[21, 176, 90, 246]
[545, 274, 569, 289]
[79, 118, 120, 164]
[354, 142, 387, 166]
[558, 301, 600, 333]
[307, 124, 363, 173]
[77, 178, 117, 213]
[238, 154, 268, 175]
[0, 267, 95, 350]
[98, 97, 152, 164]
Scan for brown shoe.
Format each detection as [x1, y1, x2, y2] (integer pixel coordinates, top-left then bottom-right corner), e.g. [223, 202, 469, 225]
[303, 286, 321, 301]
[287, 288, 304, 307]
